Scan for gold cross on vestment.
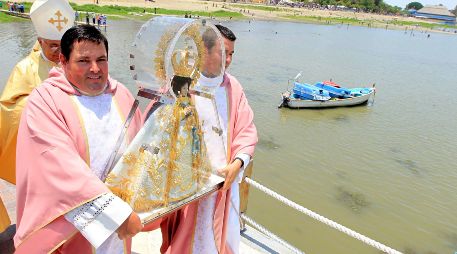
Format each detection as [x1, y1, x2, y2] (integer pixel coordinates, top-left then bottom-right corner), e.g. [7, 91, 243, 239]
[48, 10, 68, 31]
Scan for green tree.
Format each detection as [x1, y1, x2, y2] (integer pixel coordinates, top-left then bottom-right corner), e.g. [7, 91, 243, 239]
[310, 0, 401, 13]
[406, 2, 423, 10]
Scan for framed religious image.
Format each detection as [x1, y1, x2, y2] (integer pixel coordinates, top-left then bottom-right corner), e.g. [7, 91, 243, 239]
[104, 17, 228, 221]
[139, 174, 224, 224]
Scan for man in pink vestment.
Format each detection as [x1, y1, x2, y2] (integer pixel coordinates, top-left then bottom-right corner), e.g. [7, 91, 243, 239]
[14, 25, 145, 253]
[160, 25, 258, 254]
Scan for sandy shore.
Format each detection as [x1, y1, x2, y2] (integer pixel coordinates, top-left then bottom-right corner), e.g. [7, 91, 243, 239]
[65, 0, 453, 34]
[68, 0, 410, 22]
[12, 0, 453, 34]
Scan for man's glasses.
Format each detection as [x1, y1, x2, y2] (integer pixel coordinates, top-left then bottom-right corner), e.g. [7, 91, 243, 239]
[40, 39, 61, 52]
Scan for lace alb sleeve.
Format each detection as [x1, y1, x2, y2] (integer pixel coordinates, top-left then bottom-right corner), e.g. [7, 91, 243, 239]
[64, 193, 132, 249]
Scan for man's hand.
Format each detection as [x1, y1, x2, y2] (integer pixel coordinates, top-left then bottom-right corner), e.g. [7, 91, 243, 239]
[217, 159, 243, 191]
[116, 212, 143, 240]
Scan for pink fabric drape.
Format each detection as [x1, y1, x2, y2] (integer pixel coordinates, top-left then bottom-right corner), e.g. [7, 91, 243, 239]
[14, 67, 142, 253]
[160, 73, 258, 254]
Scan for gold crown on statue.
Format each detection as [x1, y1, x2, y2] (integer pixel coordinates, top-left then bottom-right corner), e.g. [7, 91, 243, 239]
[154, 23, 205, 87]
[172, 49, 196, 78]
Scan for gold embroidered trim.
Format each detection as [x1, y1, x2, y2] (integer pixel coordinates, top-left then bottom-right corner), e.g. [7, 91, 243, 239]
[113, 96, 126, 123]
[225, 88, 232, 162]
[154, 23, 205, 92]
[189, 200, 200, 254]
[69, 95, 91, 166]
[47, 230, 78, 254]
[106, 98, 211, 213]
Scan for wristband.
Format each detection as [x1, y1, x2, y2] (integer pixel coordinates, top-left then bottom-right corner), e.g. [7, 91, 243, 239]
[234, 157, 244, 168]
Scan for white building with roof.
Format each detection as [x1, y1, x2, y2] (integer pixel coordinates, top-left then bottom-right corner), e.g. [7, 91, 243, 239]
[415, 5, 456, 24]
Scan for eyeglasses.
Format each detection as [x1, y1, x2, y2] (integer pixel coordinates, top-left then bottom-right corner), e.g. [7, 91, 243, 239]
[40, 39, 61, 52]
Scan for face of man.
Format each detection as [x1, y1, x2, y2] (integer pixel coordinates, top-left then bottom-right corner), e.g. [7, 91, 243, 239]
[60, 40, 108, 96]
[223, 38, 235, 69]
[38, 38, 61, 64]
[203, 40, 223, 78]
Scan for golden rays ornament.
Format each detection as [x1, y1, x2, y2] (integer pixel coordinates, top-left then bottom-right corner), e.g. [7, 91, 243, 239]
[105, 17, 227, 221]
[106, 97, 212, 212]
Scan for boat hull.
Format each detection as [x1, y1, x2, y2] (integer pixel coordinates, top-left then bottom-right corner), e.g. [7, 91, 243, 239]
[284, 90, 373, 109]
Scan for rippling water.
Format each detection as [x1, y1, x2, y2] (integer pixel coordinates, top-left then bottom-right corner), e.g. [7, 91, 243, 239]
[1, 19, 456, 253]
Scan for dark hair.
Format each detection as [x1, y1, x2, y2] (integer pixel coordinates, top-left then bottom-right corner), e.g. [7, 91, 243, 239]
[60, 24, 109, 61]
[215, 24, 236, 41]
[202, 28, 218, 50]
[171, 76, 192, 97]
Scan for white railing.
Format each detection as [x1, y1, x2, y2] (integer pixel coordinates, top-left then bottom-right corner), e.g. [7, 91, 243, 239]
[242, 177, 403, 254]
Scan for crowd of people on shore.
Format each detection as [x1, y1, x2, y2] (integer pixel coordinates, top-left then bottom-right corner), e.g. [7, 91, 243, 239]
[4, 2, 25, 13]
[75, 10, 107, 27]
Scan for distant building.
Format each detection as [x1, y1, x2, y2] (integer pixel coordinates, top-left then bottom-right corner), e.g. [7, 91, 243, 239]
[407, 9, 417, 15]
[414, 5, 456, 24]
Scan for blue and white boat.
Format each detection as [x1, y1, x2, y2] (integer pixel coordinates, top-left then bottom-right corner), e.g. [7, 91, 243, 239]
[279, 77, 375, 109]
[314, 82, 352, 98]
[292, 82, 331, 101]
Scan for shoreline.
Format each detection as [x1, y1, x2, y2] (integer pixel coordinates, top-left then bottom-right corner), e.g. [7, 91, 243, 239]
[0, 0, 456, 35]
[69, 0, 457, 35]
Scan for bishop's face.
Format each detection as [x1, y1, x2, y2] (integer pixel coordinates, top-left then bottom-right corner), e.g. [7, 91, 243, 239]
[202, 41, 223, 78]
[38, 38, 61, 64]
[60, 40, 109, 96]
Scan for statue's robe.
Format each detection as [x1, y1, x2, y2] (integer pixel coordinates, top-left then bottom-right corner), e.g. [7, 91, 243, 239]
[106, 95, 212, 214]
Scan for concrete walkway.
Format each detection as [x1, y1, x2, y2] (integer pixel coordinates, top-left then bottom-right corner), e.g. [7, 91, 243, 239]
[0, 180, 15, 254]
[132, 228, 273, 254]
[0, 180, 15, 223]
[1, 179, 292, 254]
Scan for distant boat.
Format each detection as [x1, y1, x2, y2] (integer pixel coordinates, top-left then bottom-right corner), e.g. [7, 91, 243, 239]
[278, 76, 375, 109]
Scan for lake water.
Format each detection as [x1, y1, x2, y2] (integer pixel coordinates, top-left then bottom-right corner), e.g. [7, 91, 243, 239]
[1, 19, 456, 254]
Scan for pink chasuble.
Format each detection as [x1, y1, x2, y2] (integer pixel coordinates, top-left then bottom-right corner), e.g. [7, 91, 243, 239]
[14, 67, 142, 253]
[160, 73, 258, 254]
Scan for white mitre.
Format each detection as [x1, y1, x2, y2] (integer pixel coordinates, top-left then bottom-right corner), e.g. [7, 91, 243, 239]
[30, 0, 75, 40]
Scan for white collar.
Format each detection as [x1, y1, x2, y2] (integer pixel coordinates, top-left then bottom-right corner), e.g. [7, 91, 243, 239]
[198, 73, 223, 88]
[71, 83, 108, 97]
[40, 51, 60, 66]
[40, 51, 51, 63]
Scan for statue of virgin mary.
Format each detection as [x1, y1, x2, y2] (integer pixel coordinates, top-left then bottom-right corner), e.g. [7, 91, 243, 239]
[105, 17, 227, 219]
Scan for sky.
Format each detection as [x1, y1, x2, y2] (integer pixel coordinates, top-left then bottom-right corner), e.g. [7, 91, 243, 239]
[384, 0, 456, 9]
